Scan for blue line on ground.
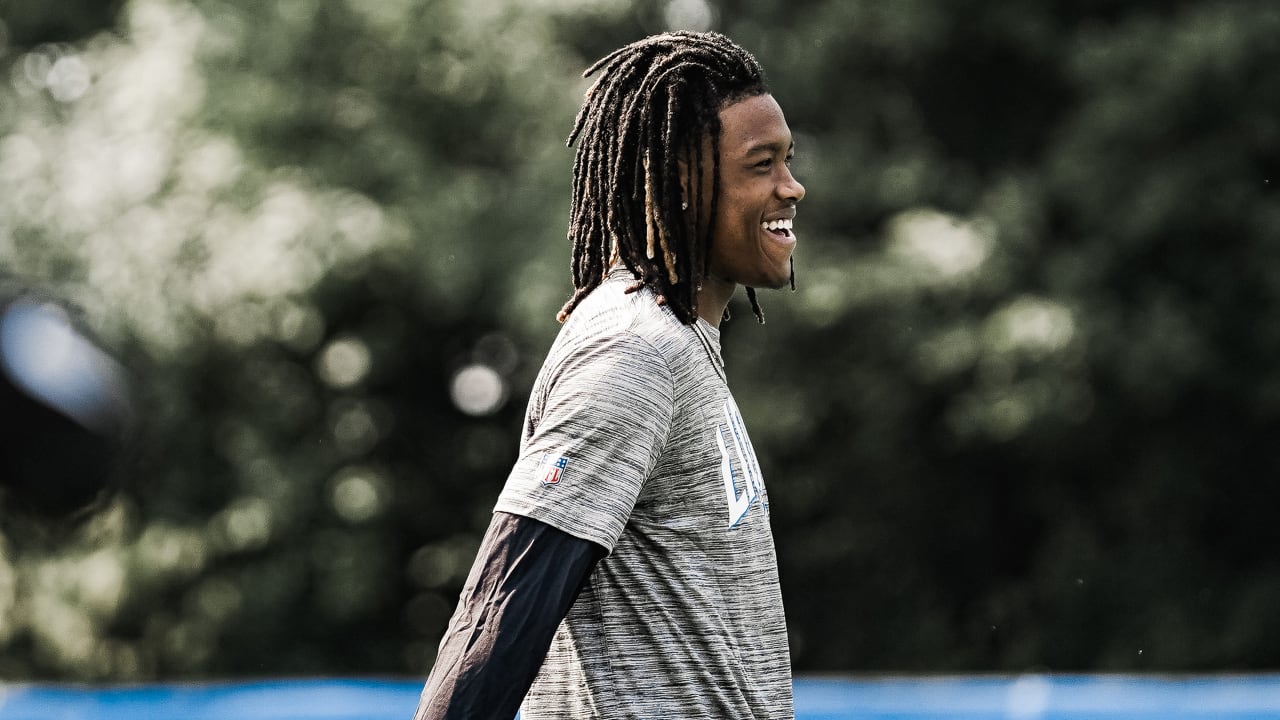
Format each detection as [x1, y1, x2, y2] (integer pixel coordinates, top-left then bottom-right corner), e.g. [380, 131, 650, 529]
[3, 675, 1280, 719]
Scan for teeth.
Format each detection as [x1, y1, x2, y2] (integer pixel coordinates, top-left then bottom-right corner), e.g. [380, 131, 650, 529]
[762, 219, 793, 231]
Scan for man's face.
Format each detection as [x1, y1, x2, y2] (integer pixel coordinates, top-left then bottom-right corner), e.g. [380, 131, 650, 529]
[706, 93, 805, 290]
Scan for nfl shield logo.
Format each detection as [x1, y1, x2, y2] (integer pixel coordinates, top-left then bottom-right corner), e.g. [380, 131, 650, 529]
[540, 455, 568, 486]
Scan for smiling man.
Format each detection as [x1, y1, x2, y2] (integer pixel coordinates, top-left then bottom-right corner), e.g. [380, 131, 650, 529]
[413, 31, 805, 720]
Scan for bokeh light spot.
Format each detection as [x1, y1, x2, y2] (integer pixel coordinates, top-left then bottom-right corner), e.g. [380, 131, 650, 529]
[275, 301, 325, 351]
[212, 498, 273, 552]
[889, 208, 992, 280]
[329, 466, 387, 523]
[664, 0, 715, 30]
[326, 397, 390, 458]
[21, 47, 55, 89]
[47, 55, 92, 102]
[449, 364, 507, 416]
[190, 577, 242, 622]
[472, 332, 518, 375]
[407, 545, 461, 589]
[986, 296, 1076, 357]
[317, 336, 372, 388]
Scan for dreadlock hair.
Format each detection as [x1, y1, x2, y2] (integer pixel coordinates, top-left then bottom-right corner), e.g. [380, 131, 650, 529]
[558, 31, 779, 325]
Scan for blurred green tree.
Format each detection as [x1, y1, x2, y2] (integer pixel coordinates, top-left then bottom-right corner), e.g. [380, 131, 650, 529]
[0, 0, 1277, 681]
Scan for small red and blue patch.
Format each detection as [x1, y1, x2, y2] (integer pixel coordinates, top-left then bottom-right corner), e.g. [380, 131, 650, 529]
[540, 455, 568, 486]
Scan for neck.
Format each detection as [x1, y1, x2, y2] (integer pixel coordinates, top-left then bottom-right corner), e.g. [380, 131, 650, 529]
[695, 274, 736, 327]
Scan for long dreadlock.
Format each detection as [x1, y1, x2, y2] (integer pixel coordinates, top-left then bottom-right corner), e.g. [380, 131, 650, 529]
[557, 31, 779, 325]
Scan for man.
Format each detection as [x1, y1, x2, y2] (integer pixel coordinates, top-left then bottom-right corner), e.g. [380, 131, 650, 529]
[414, 31, 805, 719]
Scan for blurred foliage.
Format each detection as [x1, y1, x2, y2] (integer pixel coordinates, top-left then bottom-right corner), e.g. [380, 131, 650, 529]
[1, 0, 1278, 680]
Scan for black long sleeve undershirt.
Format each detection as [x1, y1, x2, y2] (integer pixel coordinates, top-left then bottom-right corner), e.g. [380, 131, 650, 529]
[413, 511, 607, 720]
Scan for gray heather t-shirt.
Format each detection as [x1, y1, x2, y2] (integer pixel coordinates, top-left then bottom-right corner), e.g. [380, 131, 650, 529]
[494, 270, 793, 719]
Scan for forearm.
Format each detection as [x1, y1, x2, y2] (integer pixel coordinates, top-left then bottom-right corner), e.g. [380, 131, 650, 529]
[413, 511, 605, 720]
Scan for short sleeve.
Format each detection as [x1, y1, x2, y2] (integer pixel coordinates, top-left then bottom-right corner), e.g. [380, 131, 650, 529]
[494, 331, 675, 551]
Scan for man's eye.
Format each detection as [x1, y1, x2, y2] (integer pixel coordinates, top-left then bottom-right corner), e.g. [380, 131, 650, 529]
[785, 155, 795, 166]
[755, 158, 773, 169]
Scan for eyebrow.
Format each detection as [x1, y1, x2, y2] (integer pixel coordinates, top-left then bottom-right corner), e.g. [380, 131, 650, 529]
[742, 139, 795, 156]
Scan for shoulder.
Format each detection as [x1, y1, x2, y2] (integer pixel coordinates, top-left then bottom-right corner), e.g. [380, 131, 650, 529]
[559, 276, 696, 365]
[531, 280, 709, 409]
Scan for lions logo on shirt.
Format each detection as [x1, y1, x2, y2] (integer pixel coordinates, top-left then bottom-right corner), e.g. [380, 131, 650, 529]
[714, 398, 766, 528]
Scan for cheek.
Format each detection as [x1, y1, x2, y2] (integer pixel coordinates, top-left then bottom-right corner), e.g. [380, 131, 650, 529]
[712, 204, 748, 254]
[715, 190, 753, 232]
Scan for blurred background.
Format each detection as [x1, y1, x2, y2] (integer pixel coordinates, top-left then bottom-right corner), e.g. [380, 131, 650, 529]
[1, 0, 1278, 683]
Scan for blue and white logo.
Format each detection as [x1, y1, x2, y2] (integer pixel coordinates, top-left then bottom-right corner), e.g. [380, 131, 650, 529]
[714, 398, 766, 528]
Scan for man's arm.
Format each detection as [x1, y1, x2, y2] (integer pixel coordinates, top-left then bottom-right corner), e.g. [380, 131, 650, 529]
[413, 511, 607, 720]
